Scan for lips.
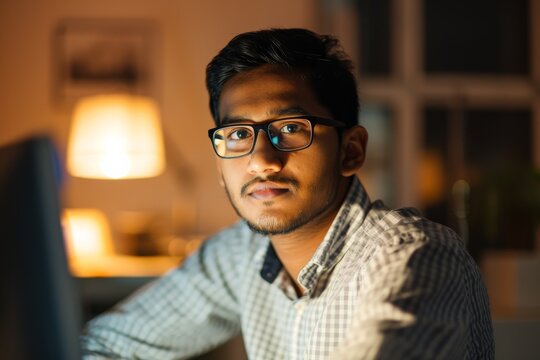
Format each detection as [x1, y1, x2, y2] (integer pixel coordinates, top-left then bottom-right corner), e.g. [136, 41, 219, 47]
[246, 182, 291, 200]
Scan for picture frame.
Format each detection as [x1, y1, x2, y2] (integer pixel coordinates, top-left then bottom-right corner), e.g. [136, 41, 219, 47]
[53, 19, 157, 104]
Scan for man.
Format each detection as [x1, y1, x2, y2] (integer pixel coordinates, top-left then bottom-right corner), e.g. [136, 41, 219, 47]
[81, 28, 494, 359]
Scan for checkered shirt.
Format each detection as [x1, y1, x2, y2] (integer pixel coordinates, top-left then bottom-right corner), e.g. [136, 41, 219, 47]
[81, 177, 494, 359]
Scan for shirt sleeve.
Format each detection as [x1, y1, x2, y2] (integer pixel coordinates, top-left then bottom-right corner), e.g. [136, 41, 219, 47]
[331, 226, 493, 360]
[80, 225, 247, 360]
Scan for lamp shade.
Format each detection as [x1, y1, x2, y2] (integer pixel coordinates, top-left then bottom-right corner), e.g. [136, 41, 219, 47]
[67, 94, 166, 179]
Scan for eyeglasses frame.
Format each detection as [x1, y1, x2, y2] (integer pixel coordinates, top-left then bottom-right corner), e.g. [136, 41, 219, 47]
[207, 115, 347, 159]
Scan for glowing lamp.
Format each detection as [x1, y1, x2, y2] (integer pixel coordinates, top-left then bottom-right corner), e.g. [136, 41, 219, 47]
[62, 208, 114, 259]
[67, 94, 166, 179]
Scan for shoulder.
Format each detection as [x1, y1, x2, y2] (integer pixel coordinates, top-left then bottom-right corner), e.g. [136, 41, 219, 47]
[203, 220, 264, 253]
[356, 202, 476, 281]
[183, 220, 267, 271]
[363, 202, 463, 253]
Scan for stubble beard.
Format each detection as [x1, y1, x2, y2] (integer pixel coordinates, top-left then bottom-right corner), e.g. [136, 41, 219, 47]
[221, 171, 341, 236]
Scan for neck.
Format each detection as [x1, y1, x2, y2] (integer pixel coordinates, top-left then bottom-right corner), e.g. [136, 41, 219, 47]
[270, 215, 333, 294]
[269, 178, 351, 295]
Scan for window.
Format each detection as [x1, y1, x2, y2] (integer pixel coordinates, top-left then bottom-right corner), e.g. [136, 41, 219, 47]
[320, 0, 540, 259]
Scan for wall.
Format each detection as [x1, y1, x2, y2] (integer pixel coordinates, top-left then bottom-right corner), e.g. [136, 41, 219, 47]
[0, 0, 318, 243]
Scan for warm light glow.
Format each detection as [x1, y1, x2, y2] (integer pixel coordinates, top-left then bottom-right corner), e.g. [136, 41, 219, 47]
[67, 94, 166, 179]
[418, 150, 445, 206]
[62, 208, 181, 277]
[62, 208, 114, 258]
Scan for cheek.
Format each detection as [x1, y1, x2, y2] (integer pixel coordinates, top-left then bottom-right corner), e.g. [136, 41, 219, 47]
[298, 140, 340, 174]
[219, 160, 246, 188]
[288, 149, 339, 191]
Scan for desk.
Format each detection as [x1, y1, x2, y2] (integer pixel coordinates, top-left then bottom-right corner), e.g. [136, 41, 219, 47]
[70, 254, 183, 277]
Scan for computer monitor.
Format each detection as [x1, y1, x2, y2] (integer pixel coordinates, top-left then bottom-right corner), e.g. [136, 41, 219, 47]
[0, 136, 81, 360]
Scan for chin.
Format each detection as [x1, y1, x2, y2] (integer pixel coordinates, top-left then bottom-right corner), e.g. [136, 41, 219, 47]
[244, 214, 307, 236]
[245, 222, 297, 236]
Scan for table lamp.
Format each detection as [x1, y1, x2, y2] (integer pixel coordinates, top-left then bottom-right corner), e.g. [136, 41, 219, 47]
[67, 93, 166, 179]
[64, 94, 178, 276]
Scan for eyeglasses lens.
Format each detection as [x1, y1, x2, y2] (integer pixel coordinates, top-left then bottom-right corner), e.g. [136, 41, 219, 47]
[213, 118, 313, 158]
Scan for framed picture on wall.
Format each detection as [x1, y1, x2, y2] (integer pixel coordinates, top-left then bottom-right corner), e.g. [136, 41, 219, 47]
[53, 19, 157, 104]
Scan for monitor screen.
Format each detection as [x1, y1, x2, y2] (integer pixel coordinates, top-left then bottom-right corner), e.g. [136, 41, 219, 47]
[0, 136, 81, 360]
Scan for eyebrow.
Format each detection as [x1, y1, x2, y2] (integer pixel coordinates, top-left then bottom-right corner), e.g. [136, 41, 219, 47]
[270, 106, 309, 117]
[220, 106, 310, 125]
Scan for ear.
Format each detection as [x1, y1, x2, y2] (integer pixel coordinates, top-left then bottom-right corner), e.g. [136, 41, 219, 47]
[339, 125, 368, 177]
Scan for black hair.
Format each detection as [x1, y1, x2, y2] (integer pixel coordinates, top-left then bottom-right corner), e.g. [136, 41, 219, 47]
[206, 28, 359, 127]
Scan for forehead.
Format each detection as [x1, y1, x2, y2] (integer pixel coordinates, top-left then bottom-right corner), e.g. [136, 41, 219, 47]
[218, 66, 331, 123]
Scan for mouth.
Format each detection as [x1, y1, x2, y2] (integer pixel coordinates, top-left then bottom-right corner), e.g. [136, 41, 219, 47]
[246, 182, 291, 200]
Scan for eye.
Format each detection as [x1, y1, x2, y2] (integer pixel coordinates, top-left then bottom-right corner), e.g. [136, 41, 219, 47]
[280, 123, 300, 134]
[228, 128, 252, 140]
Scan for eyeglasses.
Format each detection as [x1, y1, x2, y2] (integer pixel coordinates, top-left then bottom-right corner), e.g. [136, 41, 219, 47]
[208, 116, 346, 159]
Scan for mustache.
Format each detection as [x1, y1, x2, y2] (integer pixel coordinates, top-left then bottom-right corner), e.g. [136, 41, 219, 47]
[241, 175, 300, 197]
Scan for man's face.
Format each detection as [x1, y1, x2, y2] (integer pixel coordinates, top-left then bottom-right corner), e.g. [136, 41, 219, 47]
[216, 66, 350, 235]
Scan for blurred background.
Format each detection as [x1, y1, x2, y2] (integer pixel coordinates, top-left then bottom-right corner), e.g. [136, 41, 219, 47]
[0, 0, 539, 358]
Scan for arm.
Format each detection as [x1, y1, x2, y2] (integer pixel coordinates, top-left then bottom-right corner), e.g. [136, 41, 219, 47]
[332, 229, 491, 359]
[80, 226, 246, 360]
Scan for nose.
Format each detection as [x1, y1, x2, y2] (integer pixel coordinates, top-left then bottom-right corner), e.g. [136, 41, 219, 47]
[246, 130, 284, 175]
